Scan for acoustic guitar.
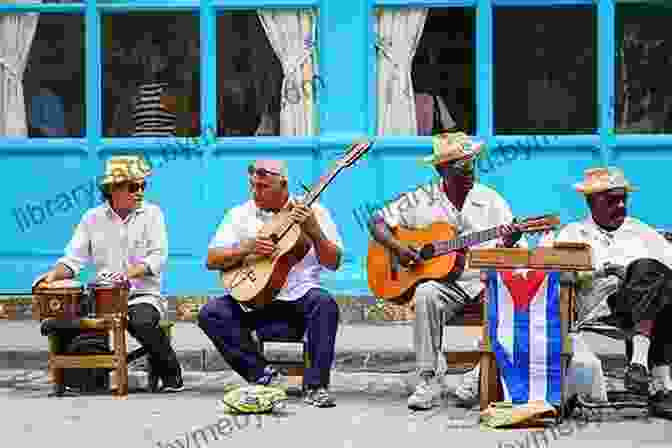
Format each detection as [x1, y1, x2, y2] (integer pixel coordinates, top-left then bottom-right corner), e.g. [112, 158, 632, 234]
[367, 215, 560, 303]
[220, 141, 373, 308]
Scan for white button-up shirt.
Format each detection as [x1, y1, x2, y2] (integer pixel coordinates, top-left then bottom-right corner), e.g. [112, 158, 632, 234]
[377, 181, 525, 299]
[209, 197, 344, 305]
[549, 215, 672, 271]
[56, 201, 168, 317]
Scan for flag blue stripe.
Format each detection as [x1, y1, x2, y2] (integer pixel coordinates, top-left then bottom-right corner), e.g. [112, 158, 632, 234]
[545, 271, 562, 405]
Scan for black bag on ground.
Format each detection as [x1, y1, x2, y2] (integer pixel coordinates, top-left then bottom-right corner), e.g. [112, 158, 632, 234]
[63, 333, 112, 393]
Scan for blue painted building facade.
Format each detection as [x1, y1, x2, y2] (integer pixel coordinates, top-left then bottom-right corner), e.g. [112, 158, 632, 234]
[1, 0, 670, 296]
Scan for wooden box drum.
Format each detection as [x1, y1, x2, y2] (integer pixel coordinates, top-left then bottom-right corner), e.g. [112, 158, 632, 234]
[89, 282, 129, 318]
[33, 280, 84, 319]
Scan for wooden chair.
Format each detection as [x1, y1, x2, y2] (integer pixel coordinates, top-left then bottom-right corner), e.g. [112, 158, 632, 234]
[466, 244, 593, 417]
[252, 329, 310, 393]
[36, 289, 174, 397]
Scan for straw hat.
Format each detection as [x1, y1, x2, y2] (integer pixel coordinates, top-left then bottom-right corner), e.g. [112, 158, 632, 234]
[99, 156, 152, 186]
[572, 167, 638, 194]
[421, 132, 485, 165]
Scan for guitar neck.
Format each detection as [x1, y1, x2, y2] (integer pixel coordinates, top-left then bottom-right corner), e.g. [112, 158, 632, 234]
[430, 225, 504, 256]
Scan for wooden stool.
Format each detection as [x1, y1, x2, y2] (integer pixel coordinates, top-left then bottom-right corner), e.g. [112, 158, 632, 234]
[47, 316, 129, 397]
[468, 244, 593, 418]
[253, 332, 310, 391]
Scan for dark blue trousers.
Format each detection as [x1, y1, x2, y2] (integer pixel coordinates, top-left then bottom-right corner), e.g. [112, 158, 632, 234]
[198, 288, 339, 389]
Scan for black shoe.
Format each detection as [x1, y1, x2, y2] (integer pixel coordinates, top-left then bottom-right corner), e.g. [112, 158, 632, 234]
[650, 390, 672, 419]
[159, 371, 184, 393]
[625, 363, 650, 395]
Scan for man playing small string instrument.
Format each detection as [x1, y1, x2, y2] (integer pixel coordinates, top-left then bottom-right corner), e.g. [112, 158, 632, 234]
[200, 160, 344, 408]
[368, 132, 523, 410]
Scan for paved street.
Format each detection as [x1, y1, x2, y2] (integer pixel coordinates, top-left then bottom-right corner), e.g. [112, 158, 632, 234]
[1, 369, 670, 448]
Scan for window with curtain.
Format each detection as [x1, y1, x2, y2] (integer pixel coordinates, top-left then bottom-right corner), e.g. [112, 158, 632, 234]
[102, 13, 200, 138]
[615, 3, 672, 134]
[375, 7, 475, 136]
[493, 6, 597, 135]
[1, 12, 84, 137]
[216, 9, 319, 138]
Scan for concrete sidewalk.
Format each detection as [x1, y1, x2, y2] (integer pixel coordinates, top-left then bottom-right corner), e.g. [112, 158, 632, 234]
[0, 320, 627, 374]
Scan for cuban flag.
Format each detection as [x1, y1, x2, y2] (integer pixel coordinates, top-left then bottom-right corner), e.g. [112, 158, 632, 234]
[486, 270, 562, 405]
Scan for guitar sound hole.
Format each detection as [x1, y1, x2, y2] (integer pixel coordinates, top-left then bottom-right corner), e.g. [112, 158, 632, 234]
[419, 245, 434, 260]
[269, 234, 279, 244]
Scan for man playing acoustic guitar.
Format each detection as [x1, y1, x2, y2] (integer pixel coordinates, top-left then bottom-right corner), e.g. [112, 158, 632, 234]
[368, 132, 523, 410]
[200, 160, 343, 408]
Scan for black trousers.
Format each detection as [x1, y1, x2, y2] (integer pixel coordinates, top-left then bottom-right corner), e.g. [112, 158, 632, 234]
[126, 303, 181, 378]
[607, 258, 672, 367]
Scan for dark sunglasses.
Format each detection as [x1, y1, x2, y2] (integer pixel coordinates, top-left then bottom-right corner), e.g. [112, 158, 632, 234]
[127, 182, 147, 193]
[248, 165, 281, 178]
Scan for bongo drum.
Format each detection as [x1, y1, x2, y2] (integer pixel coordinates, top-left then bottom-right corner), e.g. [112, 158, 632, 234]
[89, 281, 130, 318]
[33, 280, 84, 320]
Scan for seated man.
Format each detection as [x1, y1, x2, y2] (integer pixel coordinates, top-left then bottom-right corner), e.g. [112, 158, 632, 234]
[34, 156, 183, 392]
[546, 167, 672, 418]
[199, 160, 343, 408]
[367, 132, 523, 410]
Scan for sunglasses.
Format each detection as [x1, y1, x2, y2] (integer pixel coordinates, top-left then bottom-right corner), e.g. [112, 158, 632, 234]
[248, 165, 281, 178]
[127, 182, 147, 193]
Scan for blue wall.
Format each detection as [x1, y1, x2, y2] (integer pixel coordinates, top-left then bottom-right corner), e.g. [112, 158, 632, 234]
[1, 0, 671, 296]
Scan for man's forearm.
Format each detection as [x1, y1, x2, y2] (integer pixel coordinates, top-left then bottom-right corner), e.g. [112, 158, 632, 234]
[307, 227, 341, 270]
[206, 244, 251, 271]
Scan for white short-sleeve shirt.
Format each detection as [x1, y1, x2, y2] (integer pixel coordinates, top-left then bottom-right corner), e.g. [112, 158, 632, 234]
[544, 215, 672, 270]
[209, 197, 344, 304]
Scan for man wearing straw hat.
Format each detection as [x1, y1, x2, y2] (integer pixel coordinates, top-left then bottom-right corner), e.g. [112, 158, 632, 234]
[35, 156, 184, 393]
[368, 132, 524, 410]
[547, 167, 672, 418]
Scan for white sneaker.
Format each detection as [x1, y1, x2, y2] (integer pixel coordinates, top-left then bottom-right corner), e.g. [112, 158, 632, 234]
[408, 375, 441, 410]
[455, 365, 480, 406]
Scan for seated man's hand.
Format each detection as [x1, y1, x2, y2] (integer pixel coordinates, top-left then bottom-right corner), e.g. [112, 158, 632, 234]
[602, 263, 626, 281]
[127, 264, 148, 279]
[252, 237, 277, 257]
[500, 218, 523, 247]
[35, 270, 58, 289]
[288, 200, 322, 239]
[396, 244, 422, 267]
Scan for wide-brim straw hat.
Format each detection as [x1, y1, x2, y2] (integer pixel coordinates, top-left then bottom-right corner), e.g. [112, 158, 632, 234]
[99, 155, 152, 186]
[421, 132, 485, 166]
[573, 167, 638, 194]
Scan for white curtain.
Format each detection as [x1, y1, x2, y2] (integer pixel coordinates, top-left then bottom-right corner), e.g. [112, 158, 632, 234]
[375, 8, 427, 135]
[258, 9, 316, 136]
[0, 4, 40, 137]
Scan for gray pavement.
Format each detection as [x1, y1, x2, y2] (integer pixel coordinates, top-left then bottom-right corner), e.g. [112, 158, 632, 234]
[0, 320, 627, 374]
[0, 373, 670, 448]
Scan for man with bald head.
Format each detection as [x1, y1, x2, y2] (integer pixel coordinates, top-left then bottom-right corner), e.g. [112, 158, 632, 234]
[199, 160, 343, 408]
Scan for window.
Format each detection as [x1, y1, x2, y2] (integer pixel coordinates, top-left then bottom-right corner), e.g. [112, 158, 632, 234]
[216, 9, 320, 137]
[615, 3, 672, 134]
[376, 7, 476, 136]
[493, 6, 597, 135]
[102, 13, 200, 138]
[17, 13, 85, 138]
